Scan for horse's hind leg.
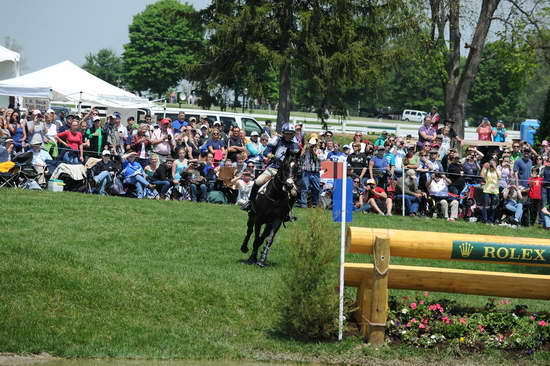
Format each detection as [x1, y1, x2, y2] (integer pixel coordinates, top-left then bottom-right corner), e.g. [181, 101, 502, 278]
[257, 219, 283, 268]
[248, 223, 271, 264]
[240, 212, 254, 253]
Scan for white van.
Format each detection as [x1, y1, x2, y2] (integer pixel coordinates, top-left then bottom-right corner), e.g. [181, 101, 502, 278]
[137, 107, 265, 136]
[401, 109, 427, 123]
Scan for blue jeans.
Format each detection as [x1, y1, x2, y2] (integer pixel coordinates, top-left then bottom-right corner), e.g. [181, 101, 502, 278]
[482, 193, 498, 223]
[542, 187, 550, 206]
[94, 171, 112, 195]
[543, 211, 550, 228]
[505, 200, 523, 224]
[63, 150, 81, 164]
[151, 180, 171, 196]
[298, 172, 321, 207]
[395, 194, 419, 215]
[124, 174, 149, 198]
[190, 183, 207, 202]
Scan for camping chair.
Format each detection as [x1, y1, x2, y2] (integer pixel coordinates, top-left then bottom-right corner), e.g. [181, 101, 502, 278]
[0, 161, 18, 188]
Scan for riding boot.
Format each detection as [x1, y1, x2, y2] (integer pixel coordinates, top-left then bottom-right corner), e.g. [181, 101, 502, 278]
[241, 183, 260, 211]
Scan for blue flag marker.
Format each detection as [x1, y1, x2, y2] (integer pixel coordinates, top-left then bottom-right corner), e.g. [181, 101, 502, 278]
[332, 178, 353, 223]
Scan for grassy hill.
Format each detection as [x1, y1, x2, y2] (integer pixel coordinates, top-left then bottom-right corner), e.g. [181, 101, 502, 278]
[1, 190, 549, 364]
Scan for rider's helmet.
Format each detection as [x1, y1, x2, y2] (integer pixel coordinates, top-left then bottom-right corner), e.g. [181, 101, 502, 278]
[282, 123, 295, 134]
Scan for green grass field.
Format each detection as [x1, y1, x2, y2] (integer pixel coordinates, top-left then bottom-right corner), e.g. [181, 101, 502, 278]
[1, 189, 549, 365]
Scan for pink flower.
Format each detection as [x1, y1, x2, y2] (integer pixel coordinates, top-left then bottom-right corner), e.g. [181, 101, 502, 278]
[410, 302, 417, 310]
[423, 291, 429, 297]
[530, 316, 536, 321]
[428, 304, 437, 311]
[419, 323, 426, 329]
[405, 322, 412, 328]
[410, 318, 418, 323]
[478, 325, 485, 333]
[419, 300, 425, 305]
[459, 318, 467, 324]
[422, 318, 429, 325]
[441, 316, 451, 324]
[499, 299, 511, 305]
[539, 320, 548, 327]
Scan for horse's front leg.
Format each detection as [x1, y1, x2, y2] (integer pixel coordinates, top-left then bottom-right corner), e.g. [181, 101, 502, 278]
[247, 221, 265, 264]
[240, 212, 254, 253]
[257, 219, 283, 267]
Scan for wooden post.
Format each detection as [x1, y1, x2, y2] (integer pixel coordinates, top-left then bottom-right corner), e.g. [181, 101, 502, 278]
[356, 277, 372, 338]
[368, 236, 390, 346]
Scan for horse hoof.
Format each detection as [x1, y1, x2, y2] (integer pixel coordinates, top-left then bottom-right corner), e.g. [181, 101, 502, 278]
[257, 261, 267, 268]
[246, 257, 257, 265]
[240, 244, 249, 253]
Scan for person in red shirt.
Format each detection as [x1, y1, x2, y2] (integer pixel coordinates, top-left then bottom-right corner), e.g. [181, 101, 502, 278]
[360, 178, 393, 216]
[528, 168, 543, 226]
[56, 120, 84, 164]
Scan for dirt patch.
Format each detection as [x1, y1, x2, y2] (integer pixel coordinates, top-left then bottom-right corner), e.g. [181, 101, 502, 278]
[0, 353, 58, 365]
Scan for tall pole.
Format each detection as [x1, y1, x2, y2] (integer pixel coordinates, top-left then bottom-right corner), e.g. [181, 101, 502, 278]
[338, 160, 347, 341]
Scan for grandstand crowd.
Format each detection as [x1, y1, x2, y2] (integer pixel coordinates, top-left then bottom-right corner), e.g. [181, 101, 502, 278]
[1, 106, 549, 230]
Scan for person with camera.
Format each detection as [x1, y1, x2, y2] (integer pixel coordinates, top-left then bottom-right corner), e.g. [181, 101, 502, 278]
[426, 172, 458, 221]
[150, 156, 174, 199]
[186, 161, 208, 202]
[298, 137, 321, 208]
[151, 118, 175, 162]
[360, 178, 393, 216]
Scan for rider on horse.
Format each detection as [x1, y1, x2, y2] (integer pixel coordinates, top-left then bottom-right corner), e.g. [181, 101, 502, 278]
[241, 123, 300, 212]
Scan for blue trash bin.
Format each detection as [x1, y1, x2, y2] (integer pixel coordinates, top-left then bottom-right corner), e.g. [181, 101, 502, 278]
[520, 119, 540, 145]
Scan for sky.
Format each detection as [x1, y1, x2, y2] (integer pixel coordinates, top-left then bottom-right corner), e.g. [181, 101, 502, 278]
[0, 0, 210, 73]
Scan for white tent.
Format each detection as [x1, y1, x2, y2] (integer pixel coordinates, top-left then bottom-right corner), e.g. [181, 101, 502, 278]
[0, 45, 20, 80]
[0, 60, 152, 109]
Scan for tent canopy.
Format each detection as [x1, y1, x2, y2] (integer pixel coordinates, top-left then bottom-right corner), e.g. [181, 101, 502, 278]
[0, 60, 151, 108]
[0, 45, 20, 80]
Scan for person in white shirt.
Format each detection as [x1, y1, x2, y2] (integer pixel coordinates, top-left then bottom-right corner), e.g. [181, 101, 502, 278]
[30, 136, 52, 185]
[43, 112, 59, 158]
[151, 118, 175, 162]
[427, 173, 458, 221]
[232, 169, 255, 207]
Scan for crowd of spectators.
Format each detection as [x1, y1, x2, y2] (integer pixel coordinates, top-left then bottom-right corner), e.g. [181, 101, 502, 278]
[1, 106, 549, 230]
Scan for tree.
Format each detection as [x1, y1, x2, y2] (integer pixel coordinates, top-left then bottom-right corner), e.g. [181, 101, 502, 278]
[425, 0, 548, 137]
[538, 88, 550, 143]
[191, 0, 420, 131]
[467, 40, 537, 122]
[82, 49, 124, 86]
[123, 0, 203, 97]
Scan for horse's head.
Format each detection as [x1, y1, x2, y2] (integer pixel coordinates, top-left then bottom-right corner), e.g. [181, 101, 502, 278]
[280, 153, 299, 195]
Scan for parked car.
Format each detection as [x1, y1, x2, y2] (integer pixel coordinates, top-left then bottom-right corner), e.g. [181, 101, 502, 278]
[401, 109, 427, 122]
[136, 107, 265, 136]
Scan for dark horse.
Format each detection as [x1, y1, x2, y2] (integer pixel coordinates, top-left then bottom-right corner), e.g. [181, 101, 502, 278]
[240, 154, 300, 267]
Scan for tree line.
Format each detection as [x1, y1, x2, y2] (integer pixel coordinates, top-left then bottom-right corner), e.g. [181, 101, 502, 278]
[82, 0, 550, 137]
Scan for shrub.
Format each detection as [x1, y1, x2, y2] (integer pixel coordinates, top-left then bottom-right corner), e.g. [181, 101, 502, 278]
[277, 208, 339, 340]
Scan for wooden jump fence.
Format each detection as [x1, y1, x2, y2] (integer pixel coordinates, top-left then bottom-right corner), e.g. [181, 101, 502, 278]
[344, 227, 550, 346]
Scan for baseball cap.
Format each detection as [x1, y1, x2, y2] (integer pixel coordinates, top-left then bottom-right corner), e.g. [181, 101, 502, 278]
[102, 150, 111, 156]
[160, 118, 171, 125]
[93, 116, 101, 122]
[213, 121, 221, 126]
[250, 131, 259, 137]
[46, 108, 55, 114]
[200, 124, 208, 129]
[32, 109, 41, 115]
[366, 178, 376, 185]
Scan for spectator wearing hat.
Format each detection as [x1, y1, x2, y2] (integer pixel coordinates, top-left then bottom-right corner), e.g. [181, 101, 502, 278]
[131, 124, 152, 167]
[56, 120, 84, 164]
[84, 116, 109, 160]
[417, 117, 436, 150]
[107, 114, 127, 155]
[121, 151, 153, 199]
[30, 135, 52, 185]
[0, 138, 14, 162]
[477, 117, 495, 141]
[298, 137, 321, 208]
[246, 131, 264, 158]
[151, 118, 175, 162]
[493, 121, 508, 142]
[360, 178, 393, 215]
[369, 146, 391, 188]
[172, 111, 187, 133]
[395, 169, 425, 216]
[92, 150, 117, 195]
[81, 107, 99, 129]
[27, 110, 45, 147]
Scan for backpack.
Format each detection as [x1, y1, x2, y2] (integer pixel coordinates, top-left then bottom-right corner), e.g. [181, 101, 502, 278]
[207, 190, 228, 204]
